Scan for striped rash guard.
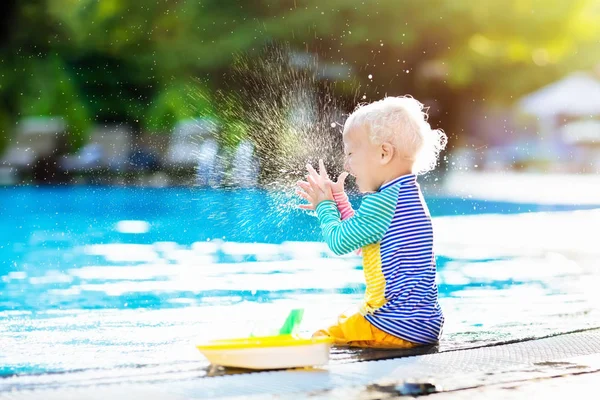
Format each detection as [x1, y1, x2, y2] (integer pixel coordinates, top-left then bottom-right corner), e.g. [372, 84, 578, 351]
[315, 174, 444, 344]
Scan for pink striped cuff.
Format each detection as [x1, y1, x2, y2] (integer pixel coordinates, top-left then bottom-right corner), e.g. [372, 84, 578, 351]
[332, 191, 361, 256]
[332, 191, 355, 220]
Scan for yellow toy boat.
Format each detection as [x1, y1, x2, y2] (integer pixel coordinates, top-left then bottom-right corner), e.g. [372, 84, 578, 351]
[196, 309, 334, 369]
[196, 334, 333, 370]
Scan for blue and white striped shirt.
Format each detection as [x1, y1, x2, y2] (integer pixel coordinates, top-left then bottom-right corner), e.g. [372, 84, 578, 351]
[316, 174, 444, 344]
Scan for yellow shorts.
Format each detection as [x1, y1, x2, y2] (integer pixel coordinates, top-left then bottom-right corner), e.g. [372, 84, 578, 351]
[313, 311, 419, 349]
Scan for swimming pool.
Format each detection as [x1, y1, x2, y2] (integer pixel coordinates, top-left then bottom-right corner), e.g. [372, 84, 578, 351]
[1, 186, 599, 383]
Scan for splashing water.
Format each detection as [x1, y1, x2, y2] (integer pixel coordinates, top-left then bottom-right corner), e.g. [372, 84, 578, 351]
[217, 44, 356, 186]
[185, 44, 366, 234]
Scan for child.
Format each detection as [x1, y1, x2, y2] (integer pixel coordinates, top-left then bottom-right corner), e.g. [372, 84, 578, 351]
[296, 96, 447, 348]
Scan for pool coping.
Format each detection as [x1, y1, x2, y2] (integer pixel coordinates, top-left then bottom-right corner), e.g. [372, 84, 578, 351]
[2, 327, 600, 399]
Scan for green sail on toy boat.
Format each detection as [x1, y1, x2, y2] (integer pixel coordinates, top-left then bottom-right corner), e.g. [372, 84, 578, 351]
[196, 309, 334, 370]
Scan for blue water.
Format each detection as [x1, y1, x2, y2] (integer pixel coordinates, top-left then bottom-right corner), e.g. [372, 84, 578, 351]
[1, 186, 599, 384]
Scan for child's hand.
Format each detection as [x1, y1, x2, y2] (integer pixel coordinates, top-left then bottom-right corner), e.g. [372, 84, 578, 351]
[311, 159, 349, 194]
[308, 172, 334, 205]
[296, 159, 335, 210]
[296, 180, 317, 210]
[330, 171, 349, 194]
[296, 176, 333, 210]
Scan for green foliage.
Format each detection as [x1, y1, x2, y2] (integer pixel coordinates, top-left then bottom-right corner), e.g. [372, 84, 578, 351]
[0, 0, 599, 151]
[16, 56, 92, 149]
[0, 107, 9, 155]
[264, 0, 600, 99]
[144, 81, 214, 133]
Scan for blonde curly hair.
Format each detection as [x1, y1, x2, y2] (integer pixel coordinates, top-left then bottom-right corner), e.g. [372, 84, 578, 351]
[344, 96, 448, 175]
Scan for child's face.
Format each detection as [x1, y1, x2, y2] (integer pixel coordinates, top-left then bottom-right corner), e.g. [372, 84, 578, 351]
[343, 125, 384, 193]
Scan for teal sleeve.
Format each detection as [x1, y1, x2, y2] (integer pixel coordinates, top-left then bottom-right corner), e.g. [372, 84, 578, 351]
[315, 189, 398, 256]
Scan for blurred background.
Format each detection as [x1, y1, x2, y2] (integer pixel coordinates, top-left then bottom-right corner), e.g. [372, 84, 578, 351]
[2, 0, 600, 382]
[1, 0, 599, 187]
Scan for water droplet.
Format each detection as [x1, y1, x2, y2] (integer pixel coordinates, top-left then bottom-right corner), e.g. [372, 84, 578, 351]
[330, 122, 336, 128]
[368, 74, 373, 79]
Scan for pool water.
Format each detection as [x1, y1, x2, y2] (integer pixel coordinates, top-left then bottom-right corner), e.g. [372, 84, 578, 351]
[1, 186, 599, 382]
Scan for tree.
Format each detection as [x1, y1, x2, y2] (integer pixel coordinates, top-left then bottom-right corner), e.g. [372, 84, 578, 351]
[253, 0, 600, 148]
[2, 0, 599, 156]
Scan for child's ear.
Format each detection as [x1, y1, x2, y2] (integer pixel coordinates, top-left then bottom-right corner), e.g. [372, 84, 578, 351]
[381, 143, 394, 164]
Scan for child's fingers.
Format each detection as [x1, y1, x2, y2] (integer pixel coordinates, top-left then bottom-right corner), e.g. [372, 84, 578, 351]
[297, 181, 315, 197]
[336, 171, 349, 184]
[308, 175, 327, 195]
[318, 159, 328, 179]
[295, 189, 313, 202]
[308, 171, 329, 194]
[297, 180, 311, 191]
[306, 163, 320, 182]
[307, 175, 322, 193]
[323, 180, 334, 198]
